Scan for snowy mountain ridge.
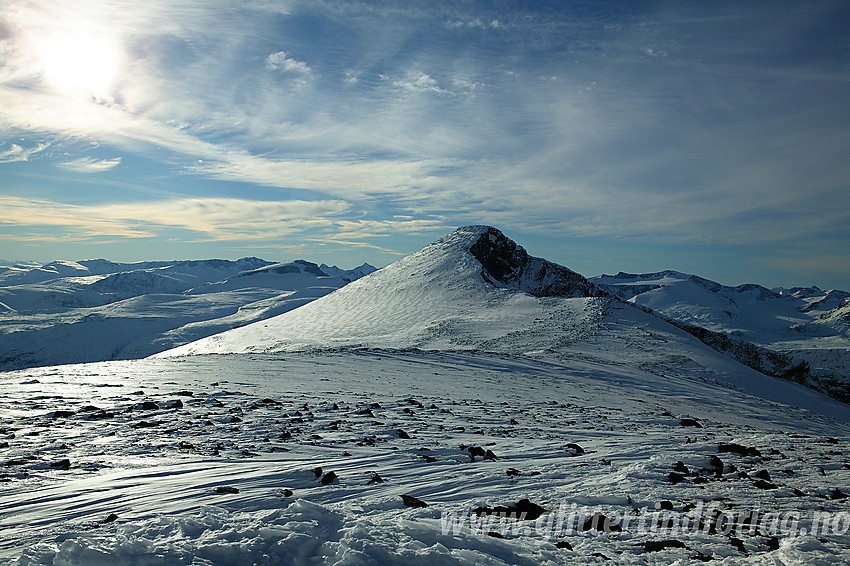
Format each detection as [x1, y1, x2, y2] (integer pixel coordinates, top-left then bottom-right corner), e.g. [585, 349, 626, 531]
[0, 257, 371, 371]
[591, 270, 850, 396]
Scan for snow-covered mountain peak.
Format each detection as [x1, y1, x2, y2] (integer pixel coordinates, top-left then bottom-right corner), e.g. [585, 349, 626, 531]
[156, 226, 608, 357]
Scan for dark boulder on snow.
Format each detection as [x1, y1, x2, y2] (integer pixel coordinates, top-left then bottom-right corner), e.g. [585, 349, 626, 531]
[668, 472, 686, 485]
[578, 512, 622, 532]
[642, 539, 687, 552]
[320, 471, 338, 485]
[466, 446, 486, 461]
[708, 455, 724, 478]
[680, 418, 702, 428]
[565, 443, 584, 456]
[473, 499, 547, 521]
[400, 494, 428, 508]
[718, 443, 761, 457]
[50, 459, 71, 469]
[753, 469, 771, 481]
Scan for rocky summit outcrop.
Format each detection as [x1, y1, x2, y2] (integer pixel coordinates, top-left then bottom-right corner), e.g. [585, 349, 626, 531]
[465, 226, 603, 298]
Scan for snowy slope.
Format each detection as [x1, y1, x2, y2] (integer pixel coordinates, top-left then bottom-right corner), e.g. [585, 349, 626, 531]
[2, 352, 850, 565]
[0, 259, 359, 371]
[591, 271, 850, 385]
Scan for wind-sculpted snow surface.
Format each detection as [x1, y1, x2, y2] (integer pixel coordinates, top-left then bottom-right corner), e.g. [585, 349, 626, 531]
[2, 352, 850, 565]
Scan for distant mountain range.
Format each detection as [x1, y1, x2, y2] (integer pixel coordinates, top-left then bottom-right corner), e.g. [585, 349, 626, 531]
[3, 228, 848, 406]
[591, 271, 850, 400]
[0, 258, 375, 370]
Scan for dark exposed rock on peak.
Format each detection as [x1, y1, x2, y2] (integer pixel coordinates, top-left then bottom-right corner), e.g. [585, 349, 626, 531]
[464, 226, 603, 298]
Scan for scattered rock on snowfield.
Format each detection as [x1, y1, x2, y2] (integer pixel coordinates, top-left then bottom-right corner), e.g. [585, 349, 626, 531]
[396, 429, 410, 439]
[753, 469, 771, 481]
[320, 471, 338, 485]
[578, 512, 621, 532]
[753, 479, 778, 490]
[830, 488, 848, 500]
[473, 499, 547, 521]
[708, 455, 724, 478]
[555, 541, 573, 550]
[313, 466, 323, 478]
[642, 539, 687, 552]
[367, 472, 383, 484]
[718, 443, 761, 457]
[680, 418, 702, 428]
[50, 459, 71, 469]
[730, 537, 747, 553]
[400, 494, 427, 508]
[565, 443, 584, 456]
[668, 472, 686, 485]
[104, 513, 118, 523]
[466, 446, 486, 461]
[672, 461, 689, 474]
[215, 486, 239, 494]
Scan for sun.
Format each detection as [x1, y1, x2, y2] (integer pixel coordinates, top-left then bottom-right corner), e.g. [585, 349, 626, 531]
[35, 32, 122, 101]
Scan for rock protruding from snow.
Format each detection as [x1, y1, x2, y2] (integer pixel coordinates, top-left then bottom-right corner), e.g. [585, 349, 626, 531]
[466, 226, 603, 298]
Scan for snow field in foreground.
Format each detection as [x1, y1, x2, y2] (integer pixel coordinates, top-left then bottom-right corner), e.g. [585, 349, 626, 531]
[1, 351, 850, 565]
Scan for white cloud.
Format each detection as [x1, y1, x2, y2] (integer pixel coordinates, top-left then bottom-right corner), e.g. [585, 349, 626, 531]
[392, 72, 453, 96]
[266, 51, 311, 74]
[57, 156, 122, 173]
[0, 142, 48, 163]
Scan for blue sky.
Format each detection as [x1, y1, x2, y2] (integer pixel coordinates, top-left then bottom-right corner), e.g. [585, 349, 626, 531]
[1, 1, 849, 289]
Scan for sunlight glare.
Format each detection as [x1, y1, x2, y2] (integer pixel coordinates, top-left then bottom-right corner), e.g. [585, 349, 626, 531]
[36, 32, 122, 101]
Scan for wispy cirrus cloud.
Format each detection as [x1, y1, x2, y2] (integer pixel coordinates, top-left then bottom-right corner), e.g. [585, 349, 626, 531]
[0, 196, 351, 241]
[57, 156, 122, 173]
